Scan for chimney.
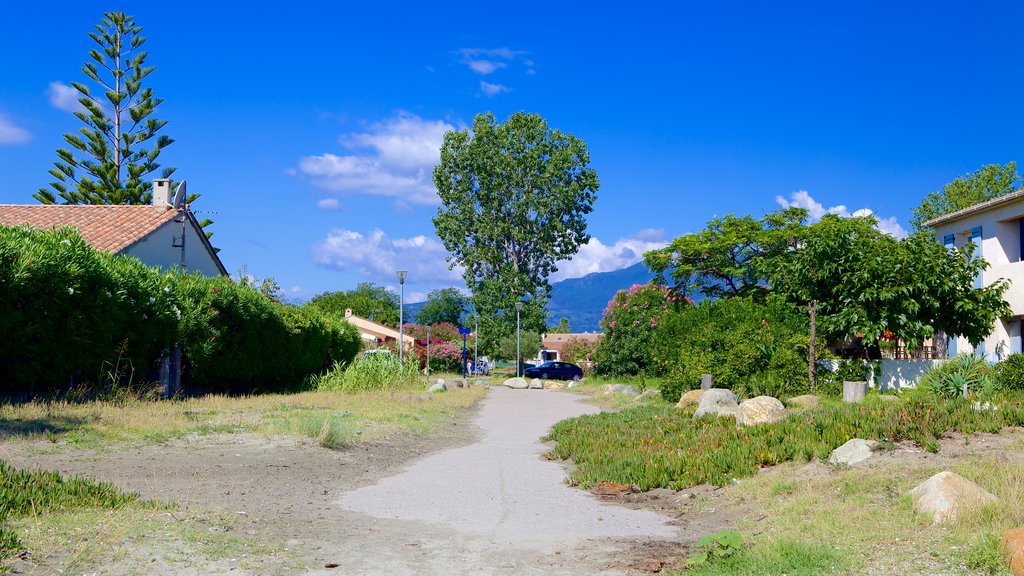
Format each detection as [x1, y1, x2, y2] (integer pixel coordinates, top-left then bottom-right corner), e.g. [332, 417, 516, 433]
[153, 178, 172, 208]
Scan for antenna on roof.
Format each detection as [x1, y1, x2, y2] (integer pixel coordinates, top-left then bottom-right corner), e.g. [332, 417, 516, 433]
[172, 181, 187, 209]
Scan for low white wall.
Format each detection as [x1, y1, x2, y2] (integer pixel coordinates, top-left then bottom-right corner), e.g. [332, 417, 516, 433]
[873, 359, 944, 391]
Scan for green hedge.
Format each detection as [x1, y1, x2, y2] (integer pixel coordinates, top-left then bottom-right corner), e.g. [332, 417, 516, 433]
[0, 225, 360, 397]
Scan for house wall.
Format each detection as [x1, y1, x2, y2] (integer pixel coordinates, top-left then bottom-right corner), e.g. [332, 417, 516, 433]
[873, 359, 944, 391]
[931, 201, 1024, 361]
[122, 218, 223, 277]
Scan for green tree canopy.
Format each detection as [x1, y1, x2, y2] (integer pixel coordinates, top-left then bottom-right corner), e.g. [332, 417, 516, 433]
[433, 112, 599, 353]
[496, 330, 542, 363]
[548, 317, 571, 333]
[643, 208, 807, 299]
[36, 12, 175, 205]
[769, 214, 1010, 348]
[308, 283, 400, 328]
[415, 288, 468, 326]
[912, 162, 1021, 231]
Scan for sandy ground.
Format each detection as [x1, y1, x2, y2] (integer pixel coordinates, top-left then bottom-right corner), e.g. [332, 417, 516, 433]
[0, 388, 694, 575]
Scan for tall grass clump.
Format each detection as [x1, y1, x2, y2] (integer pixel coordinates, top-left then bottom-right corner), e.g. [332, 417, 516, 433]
[314, 353, 421, 392]
[0, 460, 146, 566]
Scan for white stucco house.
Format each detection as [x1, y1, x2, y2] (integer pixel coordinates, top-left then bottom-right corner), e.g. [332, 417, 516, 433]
[0, 179, 226, 277]
[925, 190, 1024, 360]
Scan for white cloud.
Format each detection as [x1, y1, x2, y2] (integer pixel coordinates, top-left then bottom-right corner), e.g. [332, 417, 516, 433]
[480, 81, 510, 97]
[776, 190, 908, 238]
[317, 198, 341, 210]
[313, 228, 464, 285]
[290, 285, 302, 294]
[551, 232, 670, 281]
[47, 82, 85, 112]
[467, 60, 506, 75]
[295, 113, 456, 206]
[0, 114, 30, 145]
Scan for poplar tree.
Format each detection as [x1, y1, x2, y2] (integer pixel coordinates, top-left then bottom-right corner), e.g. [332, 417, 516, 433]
[35, 12, 175, 205]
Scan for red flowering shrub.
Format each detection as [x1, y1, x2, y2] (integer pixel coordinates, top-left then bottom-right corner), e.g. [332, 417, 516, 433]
[595, 283, 686, 376]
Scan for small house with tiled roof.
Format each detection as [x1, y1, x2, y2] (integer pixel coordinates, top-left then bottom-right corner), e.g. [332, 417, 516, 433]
[0, 179, 226, 276]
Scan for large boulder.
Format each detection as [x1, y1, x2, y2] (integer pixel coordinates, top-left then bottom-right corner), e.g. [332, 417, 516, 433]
[694, 389, 739, 418]
[910, 471, 998, 524]
[545, 380, 567, 390]
[828, 438, 877, 467]
[736, 396, 787, 426]
[676, 389, 705, 408]
[529, 378, 544, 389]
[503, 377, 529, 389]
[788, 394, 819, 409]
[427, 382, 447, 393]
[604, 384, 639, 396]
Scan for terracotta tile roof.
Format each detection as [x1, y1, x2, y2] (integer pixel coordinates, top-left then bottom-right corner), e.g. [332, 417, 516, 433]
[542, 332, 603, 351]
[0, 204, 179, 253]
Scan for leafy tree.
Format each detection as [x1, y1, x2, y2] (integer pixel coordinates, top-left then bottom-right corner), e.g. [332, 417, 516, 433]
[415, 288, 468, 326]
[496, 330, 542, 363]
[548, 317, 571, 333]
[643, 208, 807, 299]
[912, 162, 1021, 231]
[595, 283, 682, 376]
[433, 112, 600, 353]
[36, 12, 176, 206]
[560, 336, 600, 364]
[770, 214, 1010, 350]
[308, 283, 400, 327]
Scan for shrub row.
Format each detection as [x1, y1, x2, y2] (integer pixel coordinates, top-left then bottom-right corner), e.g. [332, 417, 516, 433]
[0, 225, 361, 397]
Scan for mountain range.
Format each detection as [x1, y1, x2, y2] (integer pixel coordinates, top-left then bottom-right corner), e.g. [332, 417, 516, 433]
[403, 262, 657, 333]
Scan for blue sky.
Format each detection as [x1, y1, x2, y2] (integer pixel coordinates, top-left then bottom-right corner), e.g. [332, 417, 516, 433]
[2, 1, 1023, 302]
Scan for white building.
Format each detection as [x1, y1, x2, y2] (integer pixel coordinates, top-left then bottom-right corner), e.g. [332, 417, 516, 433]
[925, 190, 1024, 360]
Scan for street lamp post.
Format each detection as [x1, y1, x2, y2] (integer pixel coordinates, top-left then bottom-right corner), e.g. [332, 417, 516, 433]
[515, 302, 523, 377]
[396, 270, 408, 365]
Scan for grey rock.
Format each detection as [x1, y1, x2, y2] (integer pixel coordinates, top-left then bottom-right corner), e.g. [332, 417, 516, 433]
[910, 471, 998, 524]
[694, 388, 739, 418]
[828, 438, 877, 467]
[604, 384, 639, 396]
[788, 394, 819, 409]
[418, 394, 434, 401]
[529, 378, 544, 389]
[427, 382, 447, 393]
[503, 377, 529, 389]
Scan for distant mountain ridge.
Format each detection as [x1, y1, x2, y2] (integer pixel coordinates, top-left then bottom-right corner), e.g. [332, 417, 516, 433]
[401, 262, 659, 333]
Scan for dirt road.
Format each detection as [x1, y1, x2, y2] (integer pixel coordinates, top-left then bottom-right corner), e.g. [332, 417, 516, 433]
[2, 388, 682, 575]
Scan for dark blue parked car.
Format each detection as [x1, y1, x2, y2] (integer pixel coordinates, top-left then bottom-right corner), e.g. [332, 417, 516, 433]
[523, 361, 583, 381]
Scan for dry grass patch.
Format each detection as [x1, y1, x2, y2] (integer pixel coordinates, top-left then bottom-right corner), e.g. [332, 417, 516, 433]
[0, 386, 486, 449]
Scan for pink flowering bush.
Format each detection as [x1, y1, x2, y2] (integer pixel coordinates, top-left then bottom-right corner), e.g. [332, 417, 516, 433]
[595, 283, 687, 376]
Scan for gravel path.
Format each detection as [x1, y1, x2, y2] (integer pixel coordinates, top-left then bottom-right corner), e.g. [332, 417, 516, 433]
[327, 387, 678, 575]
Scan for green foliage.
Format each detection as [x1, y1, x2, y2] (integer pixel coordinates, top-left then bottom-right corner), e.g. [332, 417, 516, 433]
[652, 297, 810, 402]
[0, 225, 359, 397]
[547, 394, 1024, 490]
[770, 214, 1009, 349]
[995, 353, 1024, 391]
[548, 317, 571, 333]
[415, 288, 468, 326]
[920, 354, 997, 399]
[912, 162, 1021, 231]
[433, 112, 599, 351]
[313, 353, 420, 392]
[35, 12, 175, 206]
[495, 330, 542, 363]
[0, 460, 144, 565]
[560, 336, 600, 364]
[643, 208, 807, 299]
[684, 539, 845, 576]
[687, 530, 744, 566]
[308, 282, 400, 328]
[595, 283, 679, 376]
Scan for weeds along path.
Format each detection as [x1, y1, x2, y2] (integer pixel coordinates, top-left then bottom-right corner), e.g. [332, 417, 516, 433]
[327, 387, 678, 575]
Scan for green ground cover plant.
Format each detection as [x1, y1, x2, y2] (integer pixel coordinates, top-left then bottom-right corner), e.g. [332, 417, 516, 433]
[0, 460, 149, 569]
[546, 392, 1024, 490]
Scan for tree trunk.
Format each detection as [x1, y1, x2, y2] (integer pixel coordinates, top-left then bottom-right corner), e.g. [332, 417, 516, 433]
[808, 300, 817, 393]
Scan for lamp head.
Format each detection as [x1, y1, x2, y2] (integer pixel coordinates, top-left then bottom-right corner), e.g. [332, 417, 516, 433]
[515, 302, 523, 311]
[396, 270, 408, 284]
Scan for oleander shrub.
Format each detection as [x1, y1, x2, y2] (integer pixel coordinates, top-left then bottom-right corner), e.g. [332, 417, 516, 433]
[595, 283, 682, 376]
[996, 353, 1024, 391]
[415, 338, 464, 373]
[653, 297, 810, 402]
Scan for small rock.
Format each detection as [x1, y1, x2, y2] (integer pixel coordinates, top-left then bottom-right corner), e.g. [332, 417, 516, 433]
[604, 384, 639, 396]
[828, 438, 877, 467]
[736, 396, 787, 426]
[529, 378, 544, 389]
[418, 393, 433, 401]
[635, 389, 660, 401]
[1002, 528, 1024, 575]
[427, 382, 447, 393]
[910, 471, 998, 524]
[788, 394, 819, 409]
[435, 378, 446, 387]
[694, 388, 739, 418]
[474, 379, 486, 386]
[545, 380, 566, 390]
[503, 377, 529, 389]
[641, 558, 663, 573]
[566, 381, 577, 389]
[676, 389, 705, 407]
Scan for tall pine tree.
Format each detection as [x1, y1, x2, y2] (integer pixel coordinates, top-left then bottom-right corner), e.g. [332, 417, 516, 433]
[35, 12, 175, 205]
